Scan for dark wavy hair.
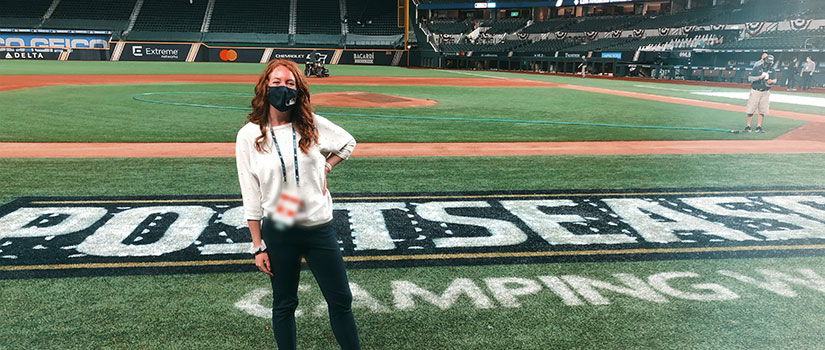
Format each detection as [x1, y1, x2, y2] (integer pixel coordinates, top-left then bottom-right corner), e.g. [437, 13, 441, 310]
[247, 59, 318, 154]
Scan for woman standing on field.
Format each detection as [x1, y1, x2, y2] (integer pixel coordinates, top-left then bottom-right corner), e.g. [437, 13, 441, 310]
[235, 59, 360, 350]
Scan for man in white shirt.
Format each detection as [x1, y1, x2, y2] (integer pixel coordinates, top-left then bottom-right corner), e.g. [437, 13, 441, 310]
[800, 56, 816, 91]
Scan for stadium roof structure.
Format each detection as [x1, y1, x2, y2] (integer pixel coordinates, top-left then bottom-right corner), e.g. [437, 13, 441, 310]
[418, 0, 661, 10]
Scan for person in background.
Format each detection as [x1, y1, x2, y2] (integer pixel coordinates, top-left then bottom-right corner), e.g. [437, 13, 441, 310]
[786, 57, 800, 91]
[801, 56, 816, 91]
[743, 54, 775, 133]
[578, 54, 587, 78]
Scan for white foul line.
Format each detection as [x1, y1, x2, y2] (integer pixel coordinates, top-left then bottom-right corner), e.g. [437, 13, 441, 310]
[435, 69, 512, 80]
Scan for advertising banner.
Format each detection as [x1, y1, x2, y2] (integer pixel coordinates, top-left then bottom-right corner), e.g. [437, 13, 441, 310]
[199, 47, 266, 63]
[118, 43, 190, 61]
[337, 50, 401, 65]
[0, 28, 110, 50]
[0, 48, 62, 60]
[268, 49, 336, 64]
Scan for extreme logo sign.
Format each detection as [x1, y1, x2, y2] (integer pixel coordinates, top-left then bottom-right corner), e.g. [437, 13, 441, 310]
[1, 188, 825, 278]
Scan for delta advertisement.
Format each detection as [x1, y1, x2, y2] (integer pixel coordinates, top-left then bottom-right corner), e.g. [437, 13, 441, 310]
[0, 50, 62, 60]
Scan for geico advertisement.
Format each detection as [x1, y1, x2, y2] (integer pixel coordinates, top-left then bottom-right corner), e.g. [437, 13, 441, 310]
[0, 33, 108, 48]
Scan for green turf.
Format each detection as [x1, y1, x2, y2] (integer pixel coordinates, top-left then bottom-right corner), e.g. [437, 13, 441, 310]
[2, 254, 824, 349]
[0, 83, 805, 142]
[2, 153, 825, 206]
[3, 61, 822, 115]
[2, 60, 825, 350]
[436, 69, 825, 116]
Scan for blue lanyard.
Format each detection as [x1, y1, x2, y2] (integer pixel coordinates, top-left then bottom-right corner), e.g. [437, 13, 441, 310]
[269, 125, 299, 185]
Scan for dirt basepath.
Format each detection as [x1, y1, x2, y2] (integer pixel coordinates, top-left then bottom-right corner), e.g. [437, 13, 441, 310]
[2, 140, 824, 158]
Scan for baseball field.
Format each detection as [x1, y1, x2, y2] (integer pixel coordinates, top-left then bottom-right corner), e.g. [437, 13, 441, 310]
[2, 60, 825, 349]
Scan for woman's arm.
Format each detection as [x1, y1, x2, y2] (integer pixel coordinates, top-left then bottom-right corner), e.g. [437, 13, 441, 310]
[248, 219, 272, 276]
[316, 115, 356, 160]
[325, 154, 345, 171]
[236, 127, 271, 276]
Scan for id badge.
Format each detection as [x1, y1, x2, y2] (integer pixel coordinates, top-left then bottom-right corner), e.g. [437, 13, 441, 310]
[272, 189, 303, 230]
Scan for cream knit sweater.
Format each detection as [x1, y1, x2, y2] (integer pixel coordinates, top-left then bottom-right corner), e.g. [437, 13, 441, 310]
[235, 114, 356, 227]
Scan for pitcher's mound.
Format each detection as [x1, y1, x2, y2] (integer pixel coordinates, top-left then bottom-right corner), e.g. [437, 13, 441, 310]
[312, 91, 438, 108]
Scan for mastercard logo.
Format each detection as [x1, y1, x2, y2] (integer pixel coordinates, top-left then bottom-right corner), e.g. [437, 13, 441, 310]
[219, 49, 238, 62]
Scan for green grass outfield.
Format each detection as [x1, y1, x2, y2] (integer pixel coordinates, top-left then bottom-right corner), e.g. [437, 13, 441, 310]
[3, 257, 825, 349]
[2, 61, 825, 349]
[3, 154, 825, 205]
[0, 83, 805, 142]
[2, 60, 823, 115]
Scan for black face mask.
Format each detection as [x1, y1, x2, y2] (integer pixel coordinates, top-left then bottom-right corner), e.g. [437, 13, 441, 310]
[267, 86, 299, 112]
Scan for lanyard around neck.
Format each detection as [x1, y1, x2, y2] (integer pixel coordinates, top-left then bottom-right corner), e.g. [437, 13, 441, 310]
[269, 124, 299, 185]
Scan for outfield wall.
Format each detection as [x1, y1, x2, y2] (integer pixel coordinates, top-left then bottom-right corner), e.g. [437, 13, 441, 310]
[3, 41, 408, 66]
[0, 28, 408, 66]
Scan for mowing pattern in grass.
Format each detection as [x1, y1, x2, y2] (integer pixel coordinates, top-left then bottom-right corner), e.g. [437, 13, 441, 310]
[0, 83, 802, 142]
[3, 154, 825, 205]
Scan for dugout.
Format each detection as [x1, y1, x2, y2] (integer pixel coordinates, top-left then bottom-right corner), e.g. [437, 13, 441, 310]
[443, 54, 619, 75]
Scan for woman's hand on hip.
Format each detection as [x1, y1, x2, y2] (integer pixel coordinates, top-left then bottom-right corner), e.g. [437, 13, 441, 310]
[255, 252, 273, 276]
[322, 162, 331, 195]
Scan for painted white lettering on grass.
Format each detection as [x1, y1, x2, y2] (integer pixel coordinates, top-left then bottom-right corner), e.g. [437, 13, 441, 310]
[236, 285, 310, 319]
[392, 278, 493, 310]
[762, 196, 825, 222]
[691, 91, 825, 107]
[216, 206, 246, 229]
[682, 197, 825, 240]
[415, 201, 527, 248]
[718, 269, 825, 297]
[235, 288, 273, 319]
[537, 276, 585, 306]
[561, 274, 668, 305]
[77, 206, 213, 256]
[501, 200, 636, 245]
[0, 207, 107, 239]
[313, 282, 391, 316]
[483, 277, 542, 308]
[334, 202, 406, 250]
[236, 267, 825, 319]
[647, 272, 739, 301]
[200, 206, 250, 255]
[351, 282, 391, 313]
[602, 198, 756, 243]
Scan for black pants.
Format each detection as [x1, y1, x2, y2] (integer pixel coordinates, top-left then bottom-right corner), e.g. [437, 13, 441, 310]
[261, 219, 360, 350]
[802, 73, 813, 90]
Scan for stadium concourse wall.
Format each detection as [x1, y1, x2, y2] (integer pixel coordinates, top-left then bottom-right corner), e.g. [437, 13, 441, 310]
[0, 29, 409, 65]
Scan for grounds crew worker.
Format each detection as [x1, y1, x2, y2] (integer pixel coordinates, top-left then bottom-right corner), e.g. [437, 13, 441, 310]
[801, 56, 816, 91]
[578, 54, 587, 78]
[236, 59, 361, 350]
[744, 54, 775, 133]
